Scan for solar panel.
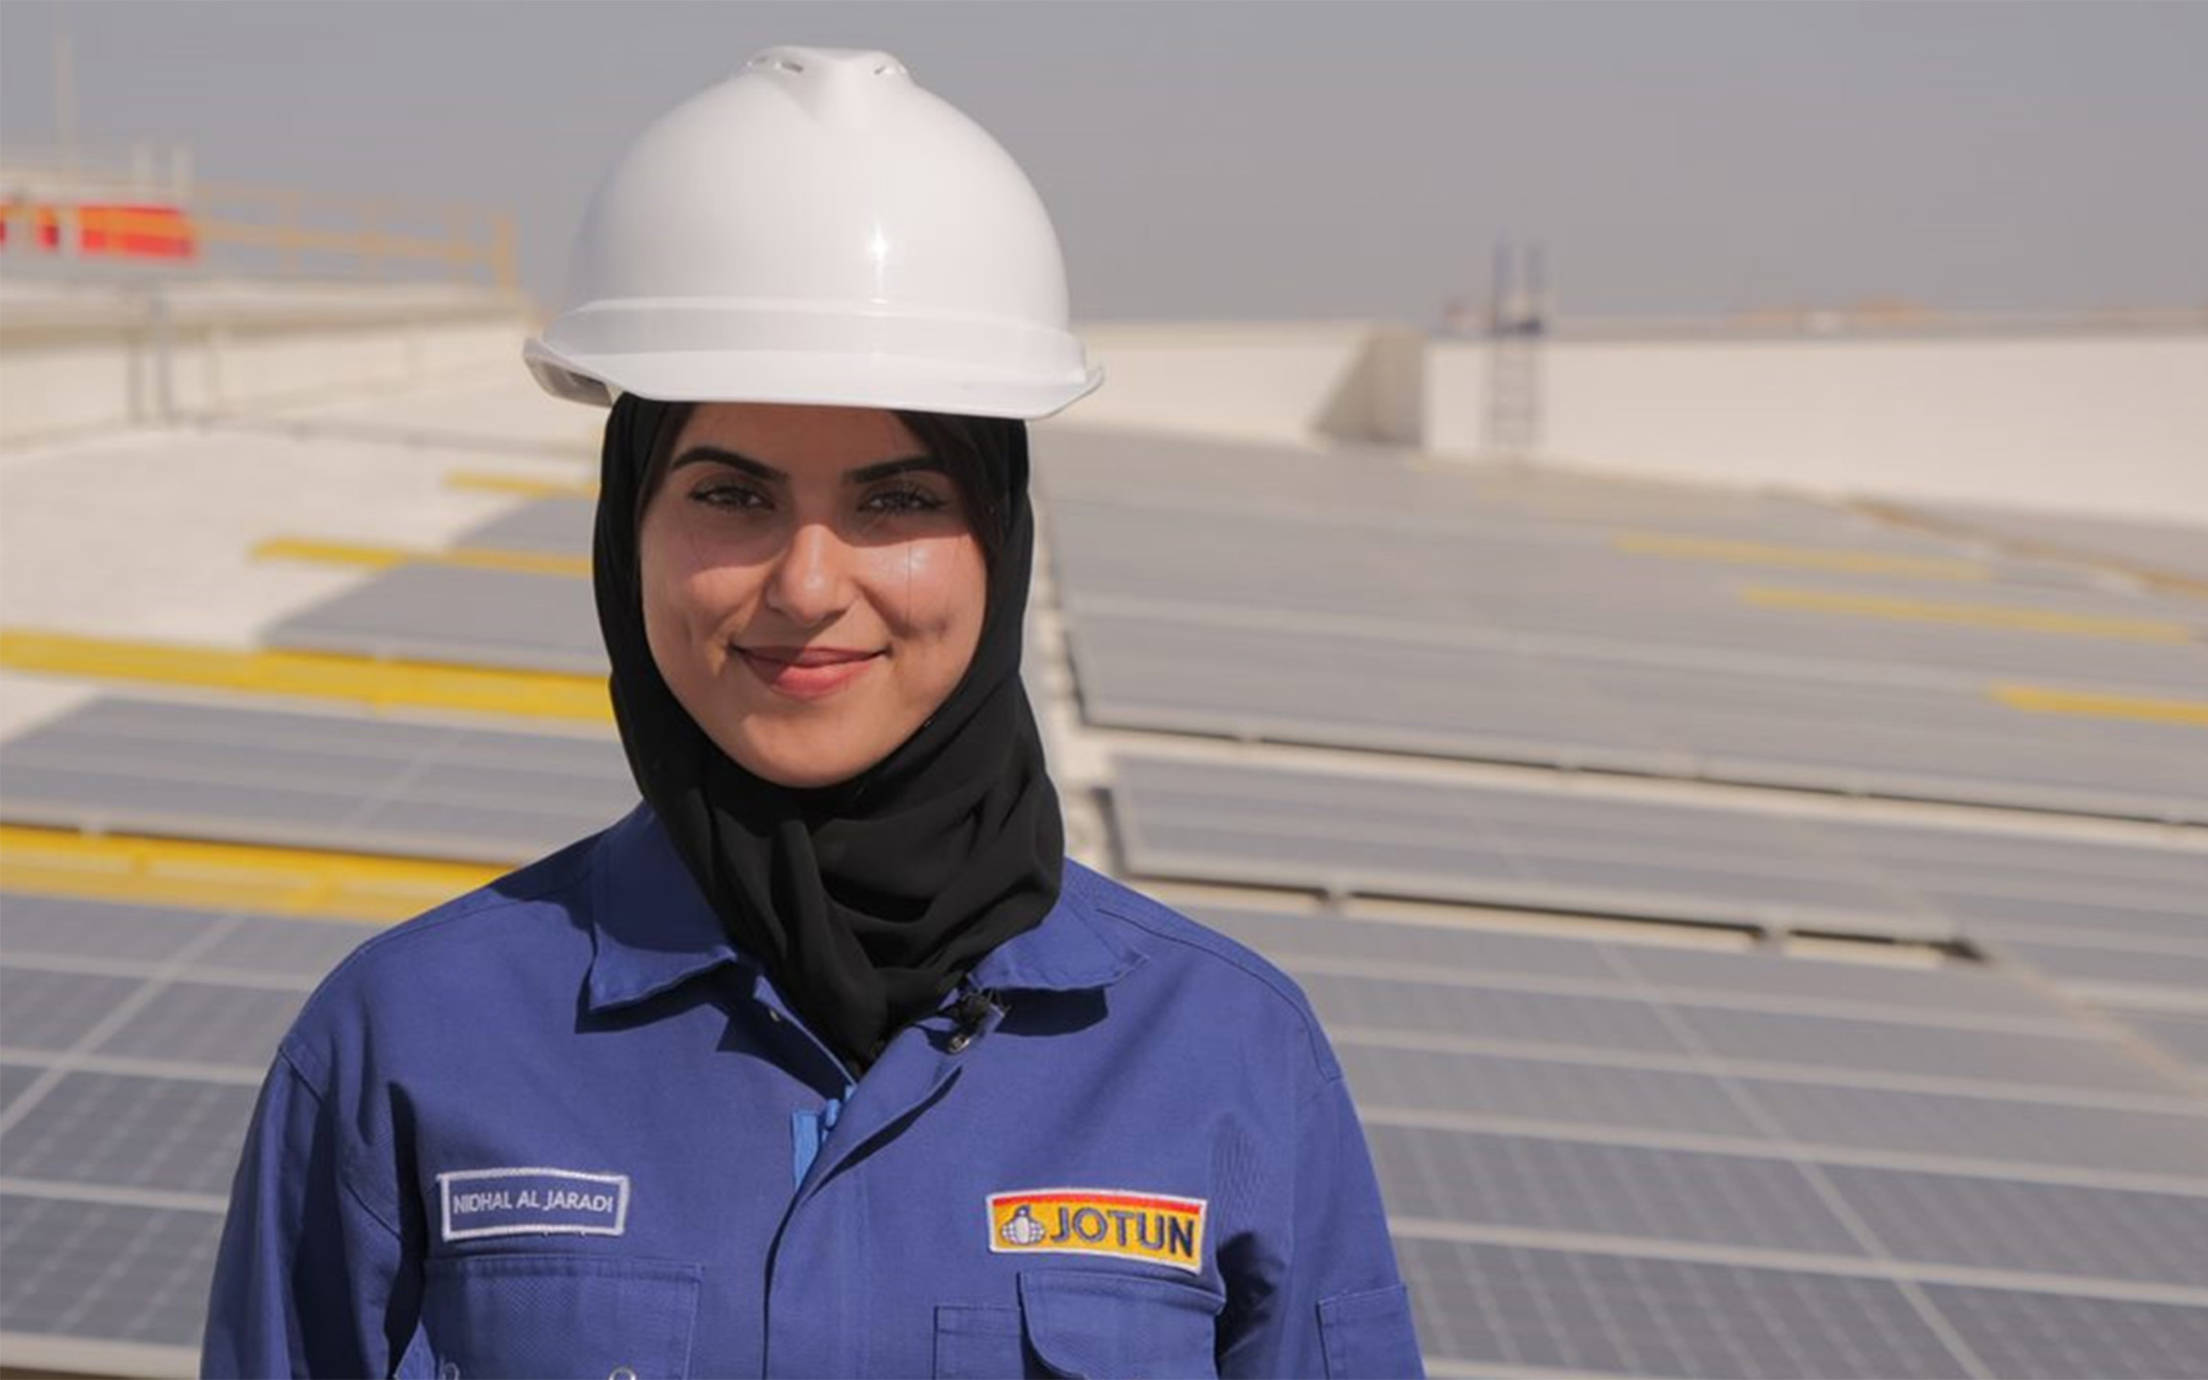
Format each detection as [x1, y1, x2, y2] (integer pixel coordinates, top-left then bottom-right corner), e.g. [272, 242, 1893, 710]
[1034, 429, 2070, 566]
[1186, 903, 1632, 985]
[1301, 971, 1685, 1056]
[1337, 1045, 1766, 1138]
[264, 563, 606, 673]
[1995, 940, 2208, 994]
[2122, 1013, 2208, 1070]
[0, 894, 220, 965]
[1111, 752, 2207, 953]
[1043, 494, 2208, 692]
[1918, 888, 2207, 948]
[1821, 1165, 2208, 1289]
[1819, 819, 2208, 900]
[190, 914, 375, 979]
[1, 1071, 257, 1196]
[1068, 609, 2208, 821]
[457, 495, 595, 555]
[1673, 1005, 2189, 1097]
[0, 1063, 46, 1113]
[93, 981, 306, 1069]
[1188, 901, 2093, 1041]
[0, 885, 346, 1367]
[0, 695, 633, 862]
[1393, 1236, 1977, 1379]
[1609, 944, 2074, 1024]
[0, 1192, 221, 1352]
[1369, 1124, 1864, 1255]
[1734, 1078, 2208, 1178]
[1917, 1284, 2208, 1380]
[0, 968, 148, 1051]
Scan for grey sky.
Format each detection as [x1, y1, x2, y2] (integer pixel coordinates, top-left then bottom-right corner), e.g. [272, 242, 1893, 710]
[3, 1, 2203, 324]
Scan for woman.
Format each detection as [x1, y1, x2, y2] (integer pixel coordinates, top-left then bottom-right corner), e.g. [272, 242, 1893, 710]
[203, 45, 1422, 1378]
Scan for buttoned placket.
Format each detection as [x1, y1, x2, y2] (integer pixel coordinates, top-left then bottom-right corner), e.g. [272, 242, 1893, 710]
[755, 973, 1001, 1378]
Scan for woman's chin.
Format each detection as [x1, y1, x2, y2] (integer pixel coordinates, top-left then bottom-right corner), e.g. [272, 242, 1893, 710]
[719, 724, 897, 790]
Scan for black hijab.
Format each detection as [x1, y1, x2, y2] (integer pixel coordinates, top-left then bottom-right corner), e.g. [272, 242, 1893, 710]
[591, 394, 1064, 1076]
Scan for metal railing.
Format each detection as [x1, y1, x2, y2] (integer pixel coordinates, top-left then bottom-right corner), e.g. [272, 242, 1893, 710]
[1, 142, 517, 292]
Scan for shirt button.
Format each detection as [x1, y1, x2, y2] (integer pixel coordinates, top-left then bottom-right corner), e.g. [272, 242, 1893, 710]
[767, 1008, 783, 1024]
[947, 1031, 972, 1053]
[439, 1364, 460, 1380]
[609, 1368, 639, 1380]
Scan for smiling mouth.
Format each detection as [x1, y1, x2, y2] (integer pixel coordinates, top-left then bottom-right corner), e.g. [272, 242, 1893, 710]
[734, 645, 884, 700]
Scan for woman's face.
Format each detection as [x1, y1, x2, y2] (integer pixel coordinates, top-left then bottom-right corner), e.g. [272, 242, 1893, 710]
[639, 402, 988, 788]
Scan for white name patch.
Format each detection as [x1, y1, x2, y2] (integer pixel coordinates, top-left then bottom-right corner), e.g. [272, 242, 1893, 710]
[437, 1166, 630, 1242]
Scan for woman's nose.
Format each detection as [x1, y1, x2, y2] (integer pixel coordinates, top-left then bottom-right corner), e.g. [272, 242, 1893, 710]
[761, 520, 854, 626]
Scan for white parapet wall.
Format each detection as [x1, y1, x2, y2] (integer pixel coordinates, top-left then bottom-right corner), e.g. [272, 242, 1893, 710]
[0, 277, 534, 446]
[1426, 324, 2208, 526]
[1061, 319, 1424, 447]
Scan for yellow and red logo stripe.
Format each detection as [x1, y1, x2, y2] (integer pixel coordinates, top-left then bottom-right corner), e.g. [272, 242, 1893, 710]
[986, 1188, 1207, 1274]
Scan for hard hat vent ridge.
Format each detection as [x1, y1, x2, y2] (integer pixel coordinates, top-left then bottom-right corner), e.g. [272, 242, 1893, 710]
[742, 46, 916, 128]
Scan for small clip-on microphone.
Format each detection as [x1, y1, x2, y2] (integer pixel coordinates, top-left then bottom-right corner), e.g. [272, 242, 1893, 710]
[948, 985, 1002, 1053]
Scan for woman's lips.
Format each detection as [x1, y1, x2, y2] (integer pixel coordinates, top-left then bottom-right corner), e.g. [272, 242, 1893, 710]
[736, 646, 883, 700]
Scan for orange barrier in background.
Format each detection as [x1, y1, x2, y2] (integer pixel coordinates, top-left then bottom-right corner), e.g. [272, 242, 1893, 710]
[0, 201, 197, 258]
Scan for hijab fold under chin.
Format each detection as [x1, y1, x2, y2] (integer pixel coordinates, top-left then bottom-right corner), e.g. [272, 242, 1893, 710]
[591, 394, 1064, 1076]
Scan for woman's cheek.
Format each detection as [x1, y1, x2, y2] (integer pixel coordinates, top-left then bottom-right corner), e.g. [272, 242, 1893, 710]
[868, 538, 977, 631]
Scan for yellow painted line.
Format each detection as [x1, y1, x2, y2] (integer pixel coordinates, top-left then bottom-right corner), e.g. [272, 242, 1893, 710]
[1738, 586, 2197, 644]
[0, 629, 612, 722]
[1613, 532, 1987, 582]
[445, 470, 598, 500]
[0, 825, 501, 922]
[1990, 684, 2208, 728]
[253, 536, 590, 579]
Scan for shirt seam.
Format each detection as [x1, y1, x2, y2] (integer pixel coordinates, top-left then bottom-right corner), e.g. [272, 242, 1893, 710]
[275, 1042, 404, 1243]
[1085, 895, 1339, 1085]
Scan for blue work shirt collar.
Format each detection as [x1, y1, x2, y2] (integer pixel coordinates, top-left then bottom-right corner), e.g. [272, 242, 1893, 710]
[584, 803, 1141, 1016]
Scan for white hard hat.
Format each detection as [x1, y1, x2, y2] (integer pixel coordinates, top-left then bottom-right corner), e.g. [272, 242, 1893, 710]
[524, 45, 1103, 419]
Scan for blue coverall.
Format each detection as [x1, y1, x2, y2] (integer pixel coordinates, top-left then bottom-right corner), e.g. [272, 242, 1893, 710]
[201, 802, 1424, 1377]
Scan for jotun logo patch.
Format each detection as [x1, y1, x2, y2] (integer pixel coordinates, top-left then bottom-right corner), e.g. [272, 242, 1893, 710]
[986, 1188, 1207, 1273]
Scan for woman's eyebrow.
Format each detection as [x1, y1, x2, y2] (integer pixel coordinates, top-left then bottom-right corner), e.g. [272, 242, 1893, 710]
[845, 456, 942, 484]
[667, 446, 939, 484]
[668, 446, 784, 481]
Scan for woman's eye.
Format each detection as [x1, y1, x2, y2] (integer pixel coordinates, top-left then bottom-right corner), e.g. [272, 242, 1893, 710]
[691, 482, 768, 511]
[863, 485, 948, 515]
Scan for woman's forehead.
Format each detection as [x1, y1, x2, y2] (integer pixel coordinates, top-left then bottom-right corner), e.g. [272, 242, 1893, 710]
[675, 401, 927, 472]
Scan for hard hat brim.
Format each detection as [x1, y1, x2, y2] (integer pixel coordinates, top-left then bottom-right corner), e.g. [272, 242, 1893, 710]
[523, 337, 1103, 421]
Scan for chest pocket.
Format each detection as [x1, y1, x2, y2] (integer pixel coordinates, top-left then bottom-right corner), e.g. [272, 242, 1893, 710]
[934, 1269, 1223, 1379]
[406, 1253, 701, 1379]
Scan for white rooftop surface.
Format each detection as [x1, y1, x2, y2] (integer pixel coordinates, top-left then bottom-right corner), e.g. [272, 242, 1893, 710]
[0, 367, 596, 739]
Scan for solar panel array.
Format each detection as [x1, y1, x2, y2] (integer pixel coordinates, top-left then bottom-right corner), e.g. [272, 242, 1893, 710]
[3, 411, 2206, 1377]
[1034, 432, 2208, 824]
[1026, 428, 2208, 1376]
[2, 894, 367, 1357]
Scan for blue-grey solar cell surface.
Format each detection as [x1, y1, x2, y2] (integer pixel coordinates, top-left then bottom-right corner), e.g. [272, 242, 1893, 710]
[1110, 751, 2208, 950]
[264, 562, 608, 673]
[0, 694, 635, 861]
[455, 495, 596, 555]
[0, 891, 329, 1359]
[1065, 608, 2208, 821]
